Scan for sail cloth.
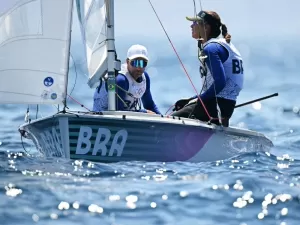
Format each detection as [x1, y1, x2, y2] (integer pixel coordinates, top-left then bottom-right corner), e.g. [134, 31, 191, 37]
[0, 0, 73, 104]
[76, 0, 108, 88]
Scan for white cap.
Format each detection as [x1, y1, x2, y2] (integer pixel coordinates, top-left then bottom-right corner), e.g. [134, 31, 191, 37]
[127, 44, 149, 61]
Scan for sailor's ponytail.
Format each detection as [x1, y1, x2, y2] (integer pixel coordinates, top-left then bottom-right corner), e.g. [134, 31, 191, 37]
[221, 23, 231, 43]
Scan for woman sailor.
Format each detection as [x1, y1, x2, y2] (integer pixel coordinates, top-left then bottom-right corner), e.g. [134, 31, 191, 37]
[171, 10, 244, 127]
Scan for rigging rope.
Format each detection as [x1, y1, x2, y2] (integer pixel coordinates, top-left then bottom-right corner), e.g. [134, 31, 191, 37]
[147, 0, 212, 120]
[195, 0, 223, 124]
[67, 94, 91, 111]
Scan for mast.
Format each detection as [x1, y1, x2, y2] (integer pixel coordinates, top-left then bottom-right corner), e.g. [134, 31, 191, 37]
[106, 0, 117, 110]
[62, 0, 74, 112]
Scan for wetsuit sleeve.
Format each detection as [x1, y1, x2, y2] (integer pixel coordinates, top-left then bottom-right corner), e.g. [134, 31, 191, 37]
[141, 72, 161, 114]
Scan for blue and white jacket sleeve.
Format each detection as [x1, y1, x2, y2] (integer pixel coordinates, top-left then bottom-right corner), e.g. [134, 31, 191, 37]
[191, 42, 229, 100]
[141, 72, 161, 114]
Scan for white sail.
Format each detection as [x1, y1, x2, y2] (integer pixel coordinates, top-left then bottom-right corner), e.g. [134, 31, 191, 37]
[76, 0, 108, 88]
[0, 0, 73, 104]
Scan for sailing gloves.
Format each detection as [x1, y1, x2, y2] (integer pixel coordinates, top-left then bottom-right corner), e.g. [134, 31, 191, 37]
[173, 97, 197, 111]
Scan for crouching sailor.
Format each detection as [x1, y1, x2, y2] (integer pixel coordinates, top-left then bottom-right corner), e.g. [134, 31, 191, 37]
[93, 44, 161, 115]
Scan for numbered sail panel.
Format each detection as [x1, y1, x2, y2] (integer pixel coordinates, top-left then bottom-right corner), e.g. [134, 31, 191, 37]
[76, 0, 108, 88]
[0, 0, 73, 104]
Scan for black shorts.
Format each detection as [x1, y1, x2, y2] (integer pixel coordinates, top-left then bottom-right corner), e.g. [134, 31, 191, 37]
[171, 97, 236, 126]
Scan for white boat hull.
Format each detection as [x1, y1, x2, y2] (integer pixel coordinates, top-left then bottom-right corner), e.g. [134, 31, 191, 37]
[19, 111, 273, 163]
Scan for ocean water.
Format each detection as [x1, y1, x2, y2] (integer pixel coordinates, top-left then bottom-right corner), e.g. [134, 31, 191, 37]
[1, 36, 300, 225]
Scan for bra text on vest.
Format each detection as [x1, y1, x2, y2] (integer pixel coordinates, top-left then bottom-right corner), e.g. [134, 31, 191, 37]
[232, 59, 243, 74]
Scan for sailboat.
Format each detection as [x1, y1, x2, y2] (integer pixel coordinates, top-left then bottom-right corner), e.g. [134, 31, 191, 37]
[0, 0, 273, 163]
